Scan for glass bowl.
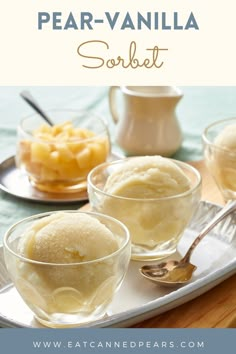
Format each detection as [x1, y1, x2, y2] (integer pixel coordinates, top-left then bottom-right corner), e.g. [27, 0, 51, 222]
[3, 211, 131, 328]
[87, 157, 202, 261]
[202, 117, 236, 201]
[16, 110, 110, 193]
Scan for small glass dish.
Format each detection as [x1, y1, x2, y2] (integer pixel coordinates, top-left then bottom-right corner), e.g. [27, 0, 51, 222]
[202, 117, 236, 201]
[3, 211, 131, 328]
[16, 110, 110, 193]
[87, 157, 202, 261]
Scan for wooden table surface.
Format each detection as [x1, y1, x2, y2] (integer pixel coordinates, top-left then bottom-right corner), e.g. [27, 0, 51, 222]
[82, 160, 236, 328]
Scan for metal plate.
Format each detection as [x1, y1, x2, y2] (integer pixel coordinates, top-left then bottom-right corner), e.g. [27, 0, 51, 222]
[0, 153, 122, 204]
[0, 201, 235, 328]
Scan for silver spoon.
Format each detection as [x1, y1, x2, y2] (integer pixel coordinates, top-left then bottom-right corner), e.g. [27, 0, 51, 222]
[140, 199, 236, 286]
[20, 90, 54, 126]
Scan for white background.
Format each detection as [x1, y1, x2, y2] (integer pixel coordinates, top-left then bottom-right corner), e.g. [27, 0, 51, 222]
[0, 0, 236, 85]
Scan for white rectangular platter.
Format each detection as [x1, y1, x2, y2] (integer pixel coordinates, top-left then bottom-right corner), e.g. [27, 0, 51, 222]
[0, 201, 235, 328]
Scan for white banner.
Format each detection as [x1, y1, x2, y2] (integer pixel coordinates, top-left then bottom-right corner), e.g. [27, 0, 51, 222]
[0, 0, 235, 85]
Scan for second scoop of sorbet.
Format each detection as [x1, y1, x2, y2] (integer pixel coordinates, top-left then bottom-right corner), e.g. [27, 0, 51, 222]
[104, 156, 191, 198]
[207, 123, 236, 197]
[97, 156, 196, 254]
[214, 124, 236, 152]
[20, 213, 118, 264]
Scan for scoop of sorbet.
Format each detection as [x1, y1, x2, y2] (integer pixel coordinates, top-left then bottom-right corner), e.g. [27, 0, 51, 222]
[19, 213, 118, 264]
[100, 156, 193, 249]
[104, 155, 191, 198]
[214, 124, 236, 152]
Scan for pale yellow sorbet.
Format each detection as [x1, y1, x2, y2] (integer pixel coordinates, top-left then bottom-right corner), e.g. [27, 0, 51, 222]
[104, 156, 191, 198]
[16, 213, 119, 315]
[214, 124, 236, 151]
[19, 213, 118, 263]
[100, 156, 193, 249]
[208, 124, 236, 195]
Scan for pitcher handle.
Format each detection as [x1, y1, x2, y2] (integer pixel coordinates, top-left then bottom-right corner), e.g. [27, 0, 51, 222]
[109, 86, 120, 124]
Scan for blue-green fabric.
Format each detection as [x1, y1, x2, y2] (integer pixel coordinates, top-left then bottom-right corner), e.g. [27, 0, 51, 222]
[1, 86, 236, 241]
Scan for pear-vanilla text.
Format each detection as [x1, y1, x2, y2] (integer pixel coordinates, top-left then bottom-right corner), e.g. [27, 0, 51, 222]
[38, 11, 199, 31]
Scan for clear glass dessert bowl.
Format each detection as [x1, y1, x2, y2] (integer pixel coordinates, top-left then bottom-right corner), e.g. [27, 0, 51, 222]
[16, 110, 110, 193]
[202, 117, 236, 201]
[3, 211, 131, 328]
[87, 157, 202, 261]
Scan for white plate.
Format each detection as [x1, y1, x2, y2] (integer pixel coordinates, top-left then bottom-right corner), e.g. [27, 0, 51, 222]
[0, 153, 122, 204]
[0, 201, 235, 328]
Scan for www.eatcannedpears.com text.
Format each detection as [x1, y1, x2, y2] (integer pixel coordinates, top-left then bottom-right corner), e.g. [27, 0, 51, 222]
[32, 340, 205, 349]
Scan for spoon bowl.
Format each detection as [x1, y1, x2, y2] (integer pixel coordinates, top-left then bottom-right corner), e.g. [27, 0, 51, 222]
[140, 261, 197, 285]
[140, 200, 236, 286]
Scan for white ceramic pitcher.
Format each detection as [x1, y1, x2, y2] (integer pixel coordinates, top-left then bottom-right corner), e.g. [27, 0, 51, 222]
[109, 86, 183, 156]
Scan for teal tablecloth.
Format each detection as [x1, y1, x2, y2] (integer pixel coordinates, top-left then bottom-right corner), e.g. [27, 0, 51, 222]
[1, 86, 236, 241]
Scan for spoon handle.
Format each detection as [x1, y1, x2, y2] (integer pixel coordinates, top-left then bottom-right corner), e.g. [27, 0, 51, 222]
[181, 200, 236, 263]
[20, 91, 54, 126]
